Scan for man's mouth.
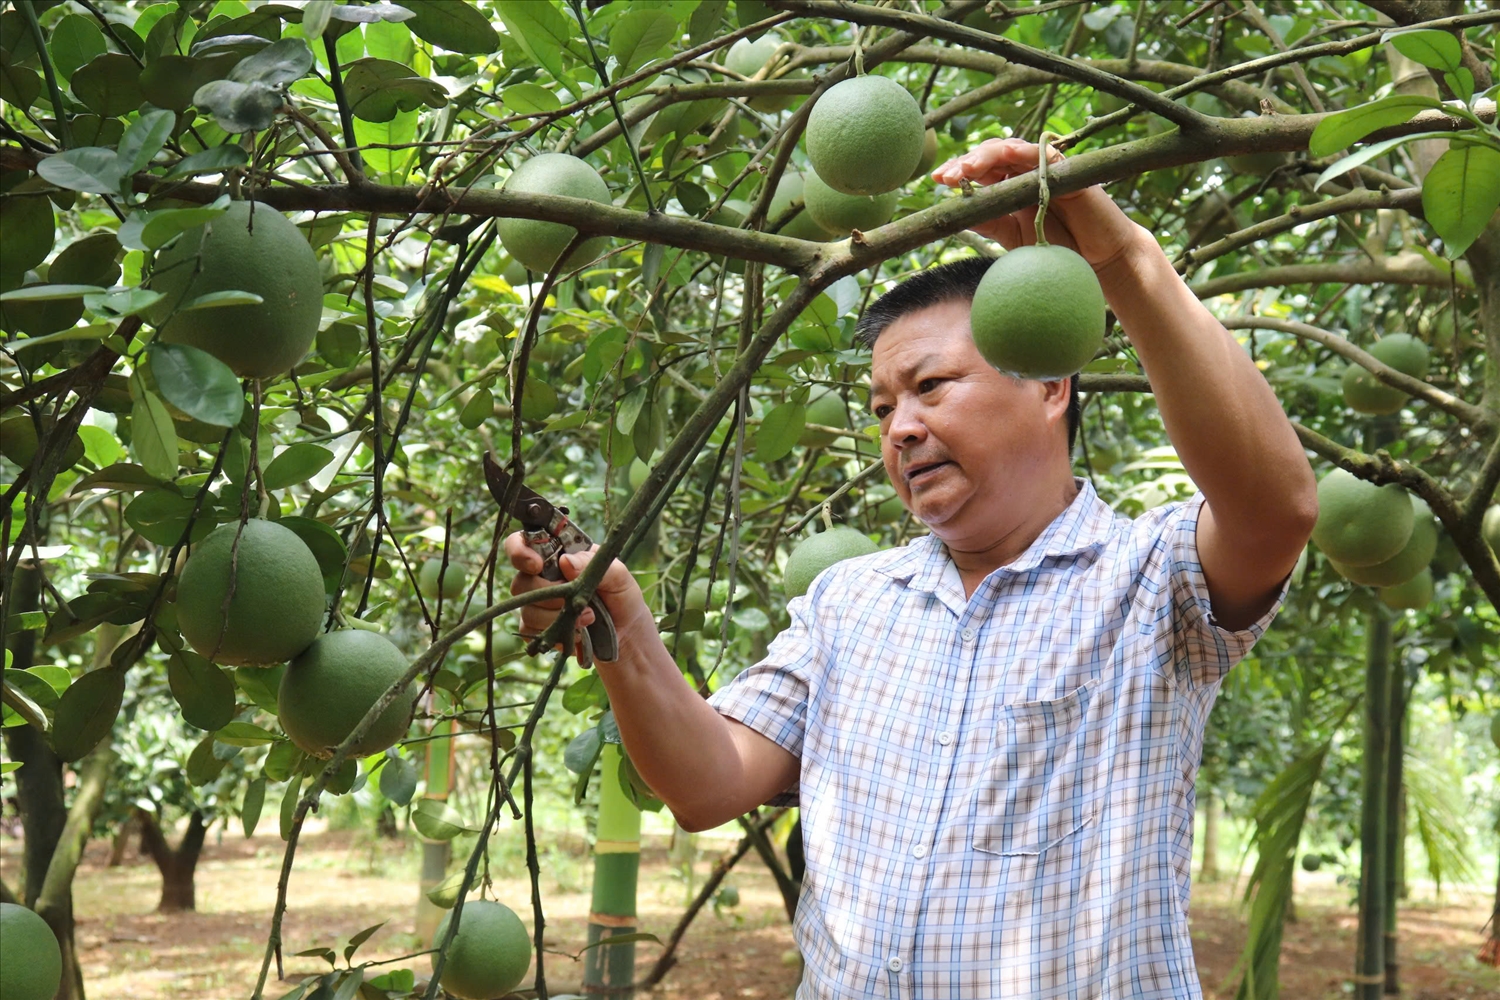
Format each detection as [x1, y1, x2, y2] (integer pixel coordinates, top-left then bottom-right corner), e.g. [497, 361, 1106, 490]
[905, 460, 951, 484]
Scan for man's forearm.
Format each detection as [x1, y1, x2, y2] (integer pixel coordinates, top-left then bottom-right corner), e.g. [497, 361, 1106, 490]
[1096, 231, 1315, 535]
[591, 608, 747, 830]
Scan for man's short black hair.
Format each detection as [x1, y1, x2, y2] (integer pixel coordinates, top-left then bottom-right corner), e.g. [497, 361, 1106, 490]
[855, 256, 1083, 451]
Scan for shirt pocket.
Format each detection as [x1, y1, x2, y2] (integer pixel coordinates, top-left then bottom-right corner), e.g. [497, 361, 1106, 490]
[972, 678, 1101, 857]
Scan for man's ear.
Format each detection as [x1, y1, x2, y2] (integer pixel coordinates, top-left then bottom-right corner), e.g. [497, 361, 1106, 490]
[1042, 377, 1072, 423]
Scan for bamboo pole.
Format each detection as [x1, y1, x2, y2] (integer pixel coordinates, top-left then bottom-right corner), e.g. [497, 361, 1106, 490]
[583, 745, 642, 997]
[1355, 607, 1393, 1000]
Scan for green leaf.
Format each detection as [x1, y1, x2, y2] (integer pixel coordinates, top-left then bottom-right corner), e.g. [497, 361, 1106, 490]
[494, 0, 573, 81]
[117, 108, 176, 176]
[280, 773, 303, 840]
[1384, 26, 1462, 73]
[35, 147, 125, 195]
[187, 733, 230, 785]
[412, 797, 472, 840]
[231, 36, 315, 88]
[562, 672, 607, 714]
[182, 290, 266, 310]
[1311, 130, 1456, 192]
[0, 284, 109, 303]
[341, 58, 448, 122]
[71, 53, 144, 118]
[216, 721, 282, 746]
[130, 389, 180, 481]
[1443, 67, 1475, 104]
[73, 463, 162, 493]
[0, 194, 53, 273]
[304, 0, 335, 39]
[242, 775, 267, 837]
[583, 327, 628, 383]
[564, 726, 603, 774]
[77, 425, 122, 468]
[424, 870, 466, 909]
[262, 443, 335, 490]
[343, 922, 386, 963]
[261, 732, 306, 780]
[166, 145, 251, 180]
[459, 387, 493, 429]
[377, 754, 417, 805]
[1307, 95, 1450, 157]
[49, 14, 108, 84]
[149, 342, 245, 427]
[85, 287, 165, 318]
[406, 0, 499, 55]
[168, 651, 237, 731]
[277, 516, 348, 589]
[501, 82, 561, 116]
[3, 668, 60, 709]
[51, 668, 125, 761]
[609, 9, 678, 75]
[689, 0, 729, 46]
[755, 401, 805, 462]
[193, 79, 284, 133]
[1422, 141, 1500, 258]
[317, 322, 364, 367]
[123, 488, 210, 546]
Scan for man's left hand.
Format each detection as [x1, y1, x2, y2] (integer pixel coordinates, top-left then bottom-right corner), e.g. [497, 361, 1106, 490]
[930, 137, 1147, 271]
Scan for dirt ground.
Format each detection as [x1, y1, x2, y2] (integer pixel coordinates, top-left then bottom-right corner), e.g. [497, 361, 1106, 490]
[4, 822, 1497, 1000]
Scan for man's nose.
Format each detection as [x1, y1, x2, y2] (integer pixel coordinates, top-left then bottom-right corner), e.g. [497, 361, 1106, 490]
[886, 399, 926, 446]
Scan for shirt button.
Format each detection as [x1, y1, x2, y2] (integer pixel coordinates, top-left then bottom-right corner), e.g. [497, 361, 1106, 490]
[937, 732, 953, 746]
[912, 843, 928, 859]
[888, 956, 904, 972]
[960, 627, 976, 644]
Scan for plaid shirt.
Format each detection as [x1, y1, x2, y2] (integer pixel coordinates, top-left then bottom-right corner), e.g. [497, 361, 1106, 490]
[707, 480, 1285, 999]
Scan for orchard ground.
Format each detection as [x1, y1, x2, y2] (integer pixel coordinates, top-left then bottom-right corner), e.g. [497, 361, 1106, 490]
[2, 800, 1496, 1000]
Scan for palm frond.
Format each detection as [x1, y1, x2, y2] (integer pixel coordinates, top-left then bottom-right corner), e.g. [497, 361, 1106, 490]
[1404, 746, 1478, 895]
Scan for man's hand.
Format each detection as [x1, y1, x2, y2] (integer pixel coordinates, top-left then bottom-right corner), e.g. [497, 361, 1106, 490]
[931, 137, 1147, 270]
[503, 535, 652, 659]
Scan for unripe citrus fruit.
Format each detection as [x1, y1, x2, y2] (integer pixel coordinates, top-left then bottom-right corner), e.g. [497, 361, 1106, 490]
[431, 899, 532, 1000]
[0, 903, 62, 1000]
[1300, 853, 1322, 873]
[176, 519, 326, 666]
[768, 171, 837, 242]
[1311, 469, 1413, 568]
[1378, 567, 1432, 610]
[0, 415, 85, 471]
[909, 128, 939, 181]
[970, 245, 1106, 379]
[725, 32, 802, 111]
[1481, 505, 1500, 553]
[800, 388, 849, 447]
[278, 629, 416, 759]
[1341, 333, 1430, 415]
[628, 458, 651, 492]
[806, 75, 925, 195]
[803, 171, 898, 236]
[1329, 497, 1436, 588]
[496, 153, 611, 274]
[783, 526, 878, 598]
[685, 576, 730, 612]
[418, 559, 467, 601]
[148, 201, 322, 379]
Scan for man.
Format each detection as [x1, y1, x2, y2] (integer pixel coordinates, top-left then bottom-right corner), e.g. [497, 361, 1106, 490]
[507, 138, 1317, 998]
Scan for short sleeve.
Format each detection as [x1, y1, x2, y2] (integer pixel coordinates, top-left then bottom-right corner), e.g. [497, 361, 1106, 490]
[1162, 493, 1289, 688]
[705, 594, 823, 808]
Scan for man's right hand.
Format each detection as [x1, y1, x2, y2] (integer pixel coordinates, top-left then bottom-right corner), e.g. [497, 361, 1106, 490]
[503, 534, 652, 661]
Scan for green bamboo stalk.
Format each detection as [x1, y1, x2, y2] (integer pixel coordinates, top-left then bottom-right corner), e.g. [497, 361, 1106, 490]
[416, 720, 456, 944]
[1382, 658, 1407, 994]
[583, 744, 642, 997]
[1355, 606, 1393, 1000]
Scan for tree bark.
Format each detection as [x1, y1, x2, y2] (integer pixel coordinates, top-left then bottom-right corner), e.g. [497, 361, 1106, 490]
[108, 814, 138, 867]
[136, 809, 208, 913]
[35, 744, 114, 1000]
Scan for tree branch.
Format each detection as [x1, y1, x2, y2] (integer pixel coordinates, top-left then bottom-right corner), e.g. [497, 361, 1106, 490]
[36, 742, 114, 918]
[1188, 254, 1464, 299]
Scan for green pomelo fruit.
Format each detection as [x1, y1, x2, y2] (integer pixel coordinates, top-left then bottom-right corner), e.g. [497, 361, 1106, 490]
[419, 559, 467, 600]
[805, 75, 925, 195]
[1311, 469, 1414, 568]
[0, 415, 86, 471]
[1341, 333, 1431, 416]
[1483, 505, 1500, 552]
[148, 201, 322, 379]
[685, 577, 731, 612]
[176, 519, 326, 666]
[1490, 712, 1500, 752]
[1300, 853, 1322, 873]
[725, 32, 802, 111]
[799, 388, 849, 447]
[278, 629, 416, 759]
[909, 128, 939, 181]
[768, 171, 838, 242]
[803, 171, 898, 235]
[496, 154, 611, 274]
[431, 899, 532, 1000]
[1378, 567, 1433, 610]
[869, 490, 906, 524]
[501, 257, 530, 286]
[970, 245, 1106, 380]
[783, 526, 879, 598]
[1329, 498, 1436, 587]
[0, 903, 62, 1000]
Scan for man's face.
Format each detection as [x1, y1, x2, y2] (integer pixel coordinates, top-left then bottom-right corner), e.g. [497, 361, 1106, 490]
[868, 299, 1069, 545]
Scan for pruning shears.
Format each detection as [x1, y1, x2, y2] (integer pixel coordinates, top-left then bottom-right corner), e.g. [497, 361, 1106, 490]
[483, 451, 618, 666]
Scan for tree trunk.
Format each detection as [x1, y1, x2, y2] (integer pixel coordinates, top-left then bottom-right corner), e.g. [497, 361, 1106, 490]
[1200, 791, 1221, 883]
[1383, 669, 1407, 995]
[136, 809, 208, 913]
[1355, 606, 1394, 1000]
[108, 814, 138, 867]
[583, 745, 641, 998]
[1479, 859, 1500, 968]
[35, 744, 114, 1000]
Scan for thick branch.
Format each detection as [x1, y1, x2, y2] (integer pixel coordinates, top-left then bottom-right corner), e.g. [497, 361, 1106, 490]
[36, 743, 113, 918]
[1189, 254, 1463, 299]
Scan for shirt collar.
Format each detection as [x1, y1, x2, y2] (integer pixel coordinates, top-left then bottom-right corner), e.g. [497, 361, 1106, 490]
[877, 478, 1119, 594]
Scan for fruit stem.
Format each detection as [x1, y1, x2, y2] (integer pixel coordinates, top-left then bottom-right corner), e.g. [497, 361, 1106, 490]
[819, 504, 833, 532]
[852, 27, 865, 76]
[1035, 131, 1058, 248]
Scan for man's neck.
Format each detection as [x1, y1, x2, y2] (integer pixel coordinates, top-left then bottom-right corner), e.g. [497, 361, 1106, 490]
[943, 476, 1081, 597]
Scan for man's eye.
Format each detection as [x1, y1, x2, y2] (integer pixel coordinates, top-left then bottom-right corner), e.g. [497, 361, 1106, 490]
[873, 404, 892, 419]
[918, 377, 941, 393]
